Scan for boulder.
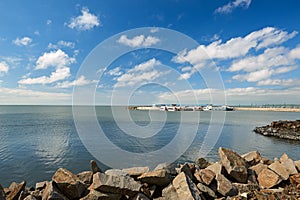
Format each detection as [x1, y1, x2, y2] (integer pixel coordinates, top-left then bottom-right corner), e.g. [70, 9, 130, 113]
[219, 147, 248, 183]
[35, 181, 47, 190]
[294, 160, 300, 172]
[257, 169, 281, 189]
[215, 174, 236, 197]
[178, 163, 196, 182]
[0, 185, 4, 200]
[6, 181, 26, 200]
[137, 169, 171, 187]
[42, 181, 68, 200]
[161, 184, 179, 200]
[197, 182, 217, 198]
[24, 195, 38, 200]
[90, 160, 102, 174]
[105, 169, 128, 177]
[290, 174, 300, 188]
[172, 172, 201, 200]
[90, 172, 142, 197]
[268, 161, 290, 180]
[206, 162, 222, 175]
[242, 151, 262, 166]
[122, 167, 150, 177]
[77, 171, 93, 185]
[195, 158, 210, 169]
[132, 193, 151, 200]
[279, 154, 298, 175]
[249, 163, 268, 176]
[52, 168, 86, 199]
[232, 183, 259, 194]
[154, 163, 177, 175]
[199, 169, 215, 186]
[80, 189, 122, 200]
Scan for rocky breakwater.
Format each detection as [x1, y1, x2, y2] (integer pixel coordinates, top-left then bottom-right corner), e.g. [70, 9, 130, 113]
[254, 120, 300, 140]
[1, 147, 300, 200]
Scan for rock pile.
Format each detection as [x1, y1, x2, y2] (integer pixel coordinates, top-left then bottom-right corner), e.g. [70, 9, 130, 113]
[1, 147, 300, 200]
[254, 120, 300, 140]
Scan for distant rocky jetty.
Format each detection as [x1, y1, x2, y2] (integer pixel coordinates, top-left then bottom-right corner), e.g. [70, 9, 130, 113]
[254, 120, 300, 140]
[1, 147, 300, 200]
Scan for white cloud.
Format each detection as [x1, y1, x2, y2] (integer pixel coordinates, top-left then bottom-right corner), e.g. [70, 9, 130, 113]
[107, 67, 123, 76]
[215, 0, 251, 14]
[117, 35, 160, 47]
[0, 62, 9, 73]
[55, 76, 97, 88]
[289, 45, 300, 59]
[46, 19, 52, 25]
[257, 79, 300, 86]
[35, 49, 75, 70]
[115, 58, 166, 87]
[18, 67, 71, 85]
[13, 37, 32, 46]
[68, 7, 100, 31]
[48, 40, 75, 49]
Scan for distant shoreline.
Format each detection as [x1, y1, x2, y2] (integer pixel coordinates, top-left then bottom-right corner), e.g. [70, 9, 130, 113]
[234, 107, 300, 112]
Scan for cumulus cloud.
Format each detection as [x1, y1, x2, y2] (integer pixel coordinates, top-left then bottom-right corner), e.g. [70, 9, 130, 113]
[257, 79, 300, 86]
[215, 0, 251, 14]
[55, 76, 97, 88]
[107, 67, 123, 76]
[48, 40, 75, 49]
[68, 7, 100, 31]
[19, 49, 75, 85]
[0, 62, 9, 74]
[13, 37, 32, 46]
[117, 35, 160, 47]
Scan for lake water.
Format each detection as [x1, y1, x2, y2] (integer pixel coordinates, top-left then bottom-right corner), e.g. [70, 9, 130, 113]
[0, 105, 299, 187]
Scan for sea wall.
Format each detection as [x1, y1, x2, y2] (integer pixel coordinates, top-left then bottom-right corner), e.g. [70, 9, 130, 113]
[1, 147, 300, 200]
[254, 120, 300, 140]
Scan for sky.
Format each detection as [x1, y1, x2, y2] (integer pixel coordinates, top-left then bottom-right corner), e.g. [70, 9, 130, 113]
[0, 0, 300, 105]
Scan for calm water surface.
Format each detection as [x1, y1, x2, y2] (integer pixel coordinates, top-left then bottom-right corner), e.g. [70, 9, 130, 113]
[0, 105, 299, 186]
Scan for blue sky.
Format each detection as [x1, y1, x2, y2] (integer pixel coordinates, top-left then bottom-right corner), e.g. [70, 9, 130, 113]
[0, 0, 300, 105]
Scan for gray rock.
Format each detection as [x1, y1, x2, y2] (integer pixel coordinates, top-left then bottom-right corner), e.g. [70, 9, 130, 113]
[161, 184, 179, 200]
[199, 168, 215, 186]
[179, 163, 196, 182]
[154, 163, 177, 175]
[6, 181, 26, 200]
[90, 160, 102, 174]
[242, 151, 262, 166]
[42, 181, 68, 200]
[80, 189, 121, 200]
[90, 172, 142, 197]
[206, 162, 222, 175]
[105, 169, 128, 177]
[52, 168, 86, 199]
[268, 161, 290, 180]
[23, 195, 38, 200]
[249, 163, 268, 176]
[257, 169, 281, 189]
[137, 169, 172, 187]
[197, 182, 217, 198]
[215, 174, 236, 197]
[280, 154, 298, 175]
[195, 158, 210, 169]
[232, 183, 259, 194]
[219, 147, 248, 183]
[77, 171, 93, 186]
[122, 167, 150, 177]
[172, 172, 201, 200]
[35, 181, 47, 191]
[295, 160, 300, 172]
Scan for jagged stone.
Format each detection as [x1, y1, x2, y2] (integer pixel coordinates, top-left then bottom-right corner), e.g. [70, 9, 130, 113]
[199, 168, 215, 186]
[35, 181, 47, 191]
[154, 163, 177, 175]
[29, 190, 42, 200]
[172, 172, 201, 200]
[105, 169, 128, 177]
[137, 169, 171, 187]
[132, 193, 151, 200]
[0, 186, 4, 200]
[257, 169, 281, 189]
[80, 189, 121, 200]
[140, 184, 156, 199]
[242, 151, 262, 166]
[90, 160, 102, 174]
[179, 163, 196, 182]
[219, 147, 248, 183]
[279, 154, 298, 175]
[122, 167, 150, 177]
[195, 158, 210, 169]
[294, 160, 300, 172]
[249, 163, 268, 176]
[77, 171, 93, 185]
[206, 162, 222, 175]
[247, 169, 258, 185]
[197, 182, 217, 198]
[52, 168, 86, 199]
[290, 174, 300, 188]
[90, 172, 142, 197]
[6, 181, 26, 200]
[215, 174, 236, 197]
[161, 184, 179, 200]
[232, 183, 259, 194]
[24, 194, 38, 200]
[42, 181, 68, 200]
[268, 161, 290, 180]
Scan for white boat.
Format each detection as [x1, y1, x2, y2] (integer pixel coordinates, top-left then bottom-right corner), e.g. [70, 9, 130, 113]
[203, 105, 213, 111]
